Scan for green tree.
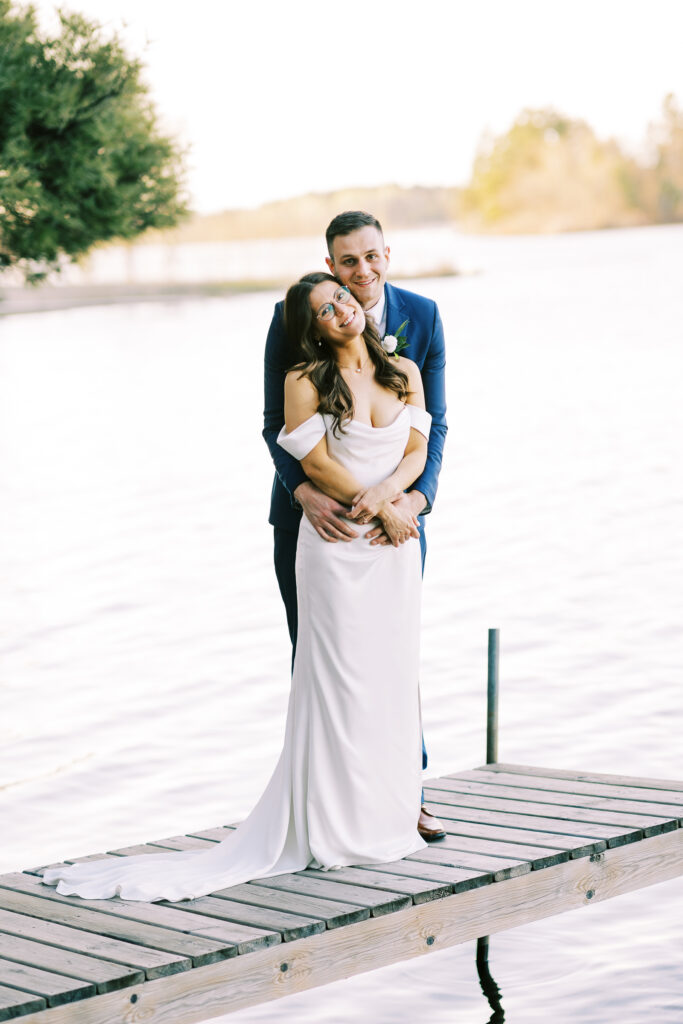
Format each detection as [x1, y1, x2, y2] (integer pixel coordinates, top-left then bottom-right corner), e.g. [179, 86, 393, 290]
[461, 108, 647, 233]
[462, 109, 576, 225]
[0, 1, 188, 282]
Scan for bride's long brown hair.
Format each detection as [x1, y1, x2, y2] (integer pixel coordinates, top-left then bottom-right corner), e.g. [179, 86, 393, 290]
[284, 272, 408, 435]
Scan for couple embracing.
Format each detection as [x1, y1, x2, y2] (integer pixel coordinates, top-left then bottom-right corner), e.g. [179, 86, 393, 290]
[43, 211, 448, 902]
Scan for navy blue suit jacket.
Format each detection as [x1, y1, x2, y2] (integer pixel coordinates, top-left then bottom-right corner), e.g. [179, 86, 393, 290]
[262, 281, 448, 533]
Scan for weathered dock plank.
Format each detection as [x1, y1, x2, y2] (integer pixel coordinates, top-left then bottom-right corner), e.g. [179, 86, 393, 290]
[0, 933, 142, 993]
[106, 848, 328, 941]
[409, 844, 531, 880]
[424, 794, 645, 845]
[4, 765, 683, 1023]
[11, 826, 683, 1024]
[0, 959, 94, 1009]
[421, 812, 608, 857]
[29, 879, 281, 956]
[423, 786, 677, 834]
[301, 867, 452, 904]
[476, 763, 683, 792]
[214, 884, 368, 930]
[0, 983, 46, 1021]
[357, 859, 493, 891]
[0, 887, 232, 967]
[149, 838, 216, 852]
[406, 846, 529, 883]
[248, 874, 412, 917]
[188, 828, 235, 842]
[151, 839, 490, 900]
[24, 855, 120, 878]
[157, 896, 323, 944]
[147, 841, 452, 908]
[429, 775, 683, 818]
[414, 828, 570, 869]
[451, 768, 683, 806]
[0, 908, 188, 980]
[0, 874, 276, 956]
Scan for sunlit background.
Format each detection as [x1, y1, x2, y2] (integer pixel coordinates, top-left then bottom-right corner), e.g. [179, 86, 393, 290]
[24, 0, 683, 211]
[2, 2, 683, 1022]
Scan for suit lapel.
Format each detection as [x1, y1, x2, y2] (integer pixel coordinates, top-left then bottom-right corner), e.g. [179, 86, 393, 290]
[384, 282, 408, 338]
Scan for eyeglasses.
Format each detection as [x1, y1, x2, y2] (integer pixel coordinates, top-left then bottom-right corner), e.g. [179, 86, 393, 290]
[316, 286, 351, 321]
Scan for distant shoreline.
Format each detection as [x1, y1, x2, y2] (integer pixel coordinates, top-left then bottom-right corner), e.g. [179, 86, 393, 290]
[0, 281, 279, 318]
[0, 270, 460, 318]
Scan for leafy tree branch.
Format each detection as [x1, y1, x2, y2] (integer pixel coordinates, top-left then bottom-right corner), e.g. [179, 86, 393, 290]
[0, 1, 189, 282]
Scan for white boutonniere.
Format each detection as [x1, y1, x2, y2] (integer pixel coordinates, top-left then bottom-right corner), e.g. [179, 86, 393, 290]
[381, 319, 409, 360]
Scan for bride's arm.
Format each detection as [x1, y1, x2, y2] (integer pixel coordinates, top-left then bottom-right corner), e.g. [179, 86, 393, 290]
[350, 359, 429, 522]
[284, 371, 362, 505]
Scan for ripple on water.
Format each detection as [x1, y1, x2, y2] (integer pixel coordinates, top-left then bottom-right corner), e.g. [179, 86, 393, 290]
[1, 226, 683, 1020]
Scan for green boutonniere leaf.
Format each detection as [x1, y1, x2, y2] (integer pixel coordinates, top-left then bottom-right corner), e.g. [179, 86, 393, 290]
[382, 320, 410, 359]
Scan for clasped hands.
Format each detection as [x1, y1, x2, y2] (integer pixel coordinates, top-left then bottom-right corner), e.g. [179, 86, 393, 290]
[348, 483, 419, 547]
[294, 481, 420, 547]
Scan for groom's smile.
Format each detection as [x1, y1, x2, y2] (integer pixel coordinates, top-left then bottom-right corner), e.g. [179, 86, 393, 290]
[326, 225, 390, 311]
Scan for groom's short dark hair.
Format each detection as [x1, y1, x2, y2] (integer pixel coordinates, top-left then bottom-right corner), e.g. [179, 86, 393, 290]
[326, 211, 384, 258]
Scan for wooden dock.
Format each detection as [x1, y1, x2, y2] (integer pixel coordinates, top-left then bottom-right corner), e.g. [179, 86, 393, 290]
[1, 762, 682, 1023]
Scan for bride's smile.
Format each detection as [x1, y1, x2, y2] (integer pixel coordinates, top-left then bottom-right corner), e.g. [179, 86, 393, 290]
[310, 280, 366, 346]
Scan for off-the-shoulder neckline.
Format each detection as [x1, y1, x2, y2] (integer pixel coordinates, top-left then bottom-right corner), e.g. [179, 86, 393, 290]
[285, 404, 421, 436]
[334, 404, 410, 431]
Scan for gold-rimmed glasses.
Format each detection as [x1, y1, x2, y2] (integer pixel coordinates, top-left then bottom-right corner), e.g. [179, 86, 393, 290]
[316, 286, 352, 321]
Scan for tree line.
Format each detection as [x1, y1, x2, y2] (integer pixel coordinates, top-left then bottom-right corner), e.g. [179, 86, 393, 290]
[157, 97, 683, 242]
[461, 97, 683, 233]
[1, 1, 681, 282]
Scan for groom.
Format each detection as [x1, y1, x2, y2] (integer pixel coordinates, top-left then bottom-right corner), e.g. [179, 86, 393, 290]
[262, 210, 448, 842]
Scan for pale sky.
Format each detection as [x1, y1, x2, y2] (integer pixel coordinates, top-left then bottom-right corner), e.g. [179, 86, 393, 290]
[31, 0, 683, 213]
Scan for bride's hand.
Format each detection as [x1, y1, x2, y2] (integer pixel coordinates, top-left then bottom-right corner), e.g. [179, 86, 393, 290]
[350, 482, 402, 523]
[376, 501, 420, 547]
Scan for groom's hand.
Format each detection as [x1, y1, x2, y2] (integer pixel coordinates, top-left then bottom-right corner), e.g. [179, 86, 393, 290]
[294, 482, 359, 543]
[366, 492, 422, 546]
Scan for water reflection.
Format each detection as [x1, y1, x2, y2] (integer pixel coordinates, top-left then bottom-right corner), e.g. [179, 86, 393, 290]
[2, 226, 683, 1022]
[477, 937, 505, 1023]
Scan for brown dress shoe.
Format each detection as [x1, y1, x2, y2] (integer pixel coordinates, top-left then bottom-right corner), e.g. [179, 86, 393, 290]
[418, 806, 446, 842]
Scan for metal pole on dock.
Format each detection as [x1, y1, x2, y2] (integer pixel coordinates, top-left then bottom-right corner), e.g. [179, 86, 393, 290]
[486, 628, 500, 765]
[476, 629, 502, 1017]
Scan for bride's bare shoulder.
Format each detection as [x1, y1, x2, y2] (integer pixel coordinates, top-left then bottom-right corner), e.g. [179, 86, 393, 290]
[285, 367, 319, 399]
[284, 367, 320, 427]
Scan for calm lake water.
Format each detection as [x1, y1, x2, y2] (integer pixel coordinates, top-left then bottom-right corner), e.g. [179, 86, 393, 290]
[1, 224, 682, 1023]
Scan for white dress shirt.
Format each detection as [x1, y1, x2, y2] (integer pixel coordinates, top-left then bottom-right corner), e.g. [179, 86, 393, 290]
[364, 288, 387, 338]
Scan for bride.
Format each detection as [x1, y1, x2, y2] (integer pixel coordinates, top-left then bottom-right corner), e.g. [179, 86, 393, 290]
[43, 272, 431, 902]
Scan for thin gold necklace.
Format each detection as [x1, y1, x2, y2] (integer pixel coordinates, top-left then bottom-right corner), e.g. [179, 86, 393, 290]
[338, 350, 370, 374]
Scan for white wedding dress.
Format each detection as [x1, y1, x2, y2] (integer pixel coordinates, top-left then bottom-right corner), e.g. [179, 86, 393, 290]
[43, 404, 430, 902]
